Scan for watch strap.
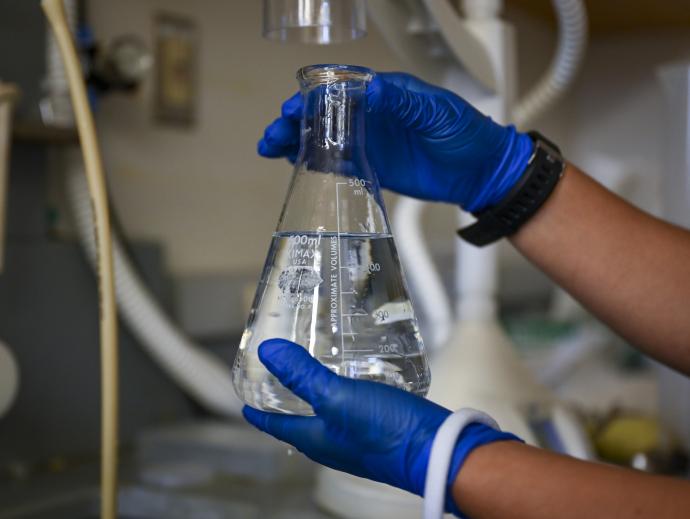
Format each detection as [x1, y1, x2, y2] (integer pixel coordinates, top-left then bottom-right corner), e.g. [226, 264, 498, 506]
[458, 131, 565, 246]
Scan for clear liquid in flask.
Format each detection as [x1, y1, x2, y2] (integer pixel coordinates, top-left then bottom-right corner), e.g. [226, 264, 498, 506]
[232, 64, 430, 415]
[232, 232, 430, 415]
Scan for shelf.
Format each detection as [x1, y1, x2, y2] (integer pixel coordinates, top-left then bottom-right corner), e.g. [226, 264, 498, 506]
[12, 122, 79, 145]
[509, 0, 690, 34]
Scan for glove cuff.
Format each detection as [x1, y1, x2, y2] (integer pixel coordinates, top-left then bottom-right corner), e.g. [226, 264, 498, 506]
[464, 127, 534, 214]
[422, 408, 522, 518]
[445, 423, 522, 517]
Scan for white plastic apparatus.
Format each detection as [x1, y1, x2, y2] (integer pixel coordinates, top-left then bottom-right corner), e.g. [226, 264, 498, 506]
[0, 83, 20, 419]
[656, 62, 690, 453]
[0, 82, 19, 273]
[314, 2, 592, 518]
[0, 339, 18, 419]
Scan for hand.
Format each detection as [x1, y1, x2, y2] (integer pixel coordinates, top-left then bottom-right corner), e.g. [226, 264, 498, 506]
[258, 72, 534, 213]
[242, 339, 520, 515]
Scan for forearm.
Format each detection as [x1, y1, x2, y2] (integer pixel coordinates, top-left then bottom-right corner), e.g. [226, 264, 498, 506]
[511, 164, 690, 374]
[453, 441, 690, 519]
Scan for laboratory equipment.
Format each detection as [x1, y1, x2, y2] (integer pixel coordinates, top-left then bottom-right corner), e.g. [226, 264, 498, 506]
[0, 339, 18, 419]
[44, 0, 239, 419]
[42, 0, 119, 517]
[0, 82, 18, 272]
[42, 0, 77, 127]
[232, 64, 430, 415]
[0, 74, 17, 423]
[263, 0, 366, 44]
[313, 2, 591, 518]
[66, 168, 240, 418]
[657, 62, 690, 453]
[43, 0, 241, 421]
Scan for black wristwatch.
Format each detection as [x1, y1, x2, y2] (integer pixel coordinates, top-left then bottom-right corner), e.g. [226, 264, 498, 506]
[458, 131, 566, 247]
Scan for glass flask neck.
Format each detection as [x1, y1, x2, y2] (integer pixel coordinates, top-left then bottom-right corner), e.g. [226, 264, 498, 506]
[276, 65, 389, 235]
[298, 65, 372, 172]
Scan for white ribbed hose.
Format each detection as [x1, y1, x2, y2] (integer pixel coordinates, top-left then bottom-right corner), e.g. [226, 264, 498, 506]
[43, 0, 77, 127]
[393, 197, 453, 350]
[65, 168, 242, 418]
[513, 0, 588, 126]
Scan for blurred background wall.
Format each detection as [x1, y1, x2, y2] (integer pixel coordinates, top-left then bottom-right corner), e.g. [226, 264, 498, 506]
[85, 0, 690, 333]
[89, 0, 402, 276]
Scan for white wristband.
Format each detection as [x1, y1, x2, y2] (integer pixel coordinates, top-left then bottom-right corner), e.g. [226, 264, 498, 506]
[423, 408, 500, 519]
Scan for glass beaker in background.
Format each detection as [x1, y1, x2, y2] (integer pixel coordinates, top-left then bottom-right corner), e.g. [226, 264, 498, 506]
[233, 64, 430, 415]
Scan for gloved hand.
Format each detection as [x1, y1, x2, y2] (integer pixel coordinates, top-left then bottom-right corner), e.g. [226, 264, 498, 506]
[243, 339, 520, 516]
[258, 72, 534, 213]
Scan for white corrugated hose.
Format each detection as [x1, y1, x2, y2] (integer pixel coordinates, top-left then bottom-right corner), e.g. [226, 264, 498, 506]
[393, 197, 453, 350]
[513, 0, 588, 126]
[65, 166, 242, 418]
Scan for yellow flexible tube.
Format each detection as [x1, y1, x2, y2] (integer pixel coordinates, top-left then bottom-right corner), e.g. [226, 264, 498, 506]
[41, 1, 119, 518]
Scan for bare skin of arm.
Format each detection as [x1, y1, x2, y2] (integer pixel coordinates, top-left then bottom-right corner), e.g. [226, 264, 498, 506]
[452, 441, 690, 519]
[511, 164, 690, 374]
[448, 165, 690, 518]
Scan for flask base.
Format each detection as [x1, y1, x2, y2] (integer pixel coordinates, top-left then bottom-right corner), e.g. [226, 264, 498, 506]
[234, 355, 430, 416]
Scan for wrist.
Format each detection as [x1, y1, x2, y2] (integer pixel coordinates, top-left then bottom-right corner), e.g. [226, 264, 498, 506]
[445, 423, 522, 517]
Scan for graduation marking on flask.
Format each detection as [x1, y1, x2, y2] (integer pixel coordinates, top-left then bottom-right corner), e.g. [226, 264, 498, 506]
[335, 179, 377, 356]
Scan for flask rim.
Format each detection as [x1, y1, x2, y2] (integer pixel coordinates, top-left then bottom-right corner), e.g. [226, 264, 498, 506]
[298, 64, 374, 88]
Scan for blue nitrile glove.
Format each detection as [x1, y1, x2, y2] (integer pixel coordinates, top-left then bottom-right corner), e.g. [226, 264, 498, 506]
[258, 72, 534, 213]
[242, 339, 521, 516]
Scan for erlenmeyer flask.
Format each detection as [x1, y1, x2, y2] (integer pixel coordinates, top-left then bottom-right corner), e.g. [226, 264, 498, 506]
[233, 64, 430, 415]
